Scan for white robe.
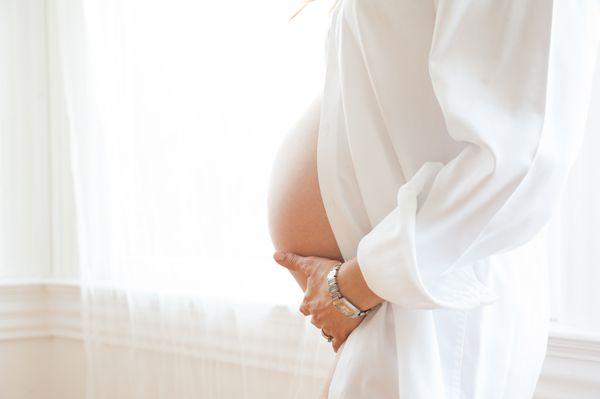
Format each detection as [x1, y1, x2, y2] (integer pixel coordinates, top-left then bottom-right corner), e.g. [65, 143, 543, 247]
[315, 1, 600, 398]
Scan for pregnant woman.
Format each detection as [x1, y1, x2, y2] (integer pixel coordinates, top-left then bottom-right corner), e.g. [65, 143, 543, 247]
[268, 0, 599, 398]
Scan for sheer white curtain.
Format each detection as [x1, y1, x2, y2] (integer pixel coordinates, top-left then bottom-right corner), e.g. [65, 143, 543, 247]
[41, 0, 600, 397]
[52, 0, 336, 397]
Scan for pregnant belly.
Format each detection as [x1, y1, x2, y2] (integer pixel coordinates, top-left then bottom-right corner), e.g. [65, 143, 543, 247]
[267, 95, 343, 268]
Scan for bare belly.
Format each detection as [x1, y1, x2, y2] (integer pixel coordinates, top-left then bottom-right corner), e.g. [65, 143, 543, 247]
[266, 94, 343, 396]
[267, 94, 343, 271]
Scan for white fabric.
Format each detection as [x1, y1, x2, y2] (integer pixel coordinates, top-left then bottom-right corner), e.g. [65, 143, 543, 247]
[316, 0, 600, 398]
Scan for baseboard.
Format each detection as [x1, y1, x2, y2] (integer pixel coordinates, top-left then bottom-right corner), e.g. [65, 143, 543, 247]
[536, 326, 600, 398]
[1, 281, 598, 397]
[0, 281, 81, 341]
[0, 281, 334, 377]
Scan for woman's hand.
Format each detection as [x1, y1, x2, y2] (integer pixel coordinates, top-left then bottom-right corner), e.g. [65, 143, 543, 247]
[273, 251, 367, 352]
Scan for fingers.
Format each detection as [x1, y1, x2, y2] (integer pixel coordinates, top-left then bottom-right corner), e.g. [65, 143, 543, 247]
[310, 314, 322, 328]
[299, 293, 321, 317]
[305, 308, 347, 352]
[318, 326, 345, 352]
[273, 251, 306, 272]
[299, 302, 310, 316]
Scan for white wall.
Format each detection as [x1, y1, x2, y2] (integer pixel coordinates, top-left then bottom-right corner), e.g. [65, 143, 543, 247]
[0, 338, 85, 399]
[0, 5, 80, 394]
[0, 0, 51, 280]
[0, 0, 79, 281]
[545, 62, 600, 332]
[0, 336, 329, 399]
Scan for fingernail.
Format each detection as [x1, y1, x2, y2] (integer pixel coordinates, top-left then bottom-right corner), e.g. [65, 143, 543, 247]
[273, 251, 285, 262]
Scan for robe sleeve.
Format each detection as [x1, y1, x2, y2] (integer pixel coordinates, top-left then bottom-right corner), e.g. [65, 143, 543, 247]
[355, 0, 600, 309]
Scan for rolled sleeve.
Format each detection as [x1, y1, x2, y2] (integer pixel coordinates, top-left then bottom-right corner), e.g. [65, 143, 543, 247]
[356, 0, 600, 309]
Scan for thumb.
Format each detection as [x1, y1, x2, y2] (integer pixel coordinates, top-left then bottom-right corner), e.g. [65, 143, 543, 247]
[273, 251, 305, 272]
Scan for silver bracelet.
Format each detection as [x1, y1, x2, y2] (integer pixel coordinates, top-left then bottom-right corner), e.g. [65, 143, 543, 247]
[327, 262, 381, 318]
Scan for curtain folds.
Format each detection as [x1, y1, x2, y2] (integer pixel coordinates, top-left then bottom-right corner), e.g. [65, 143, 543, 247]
[52, 0, 336, 397]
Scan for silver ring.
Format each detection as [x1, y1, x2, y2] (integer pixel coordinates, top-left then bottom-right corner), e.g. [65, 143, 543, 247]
[321, 328, 333, 342]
